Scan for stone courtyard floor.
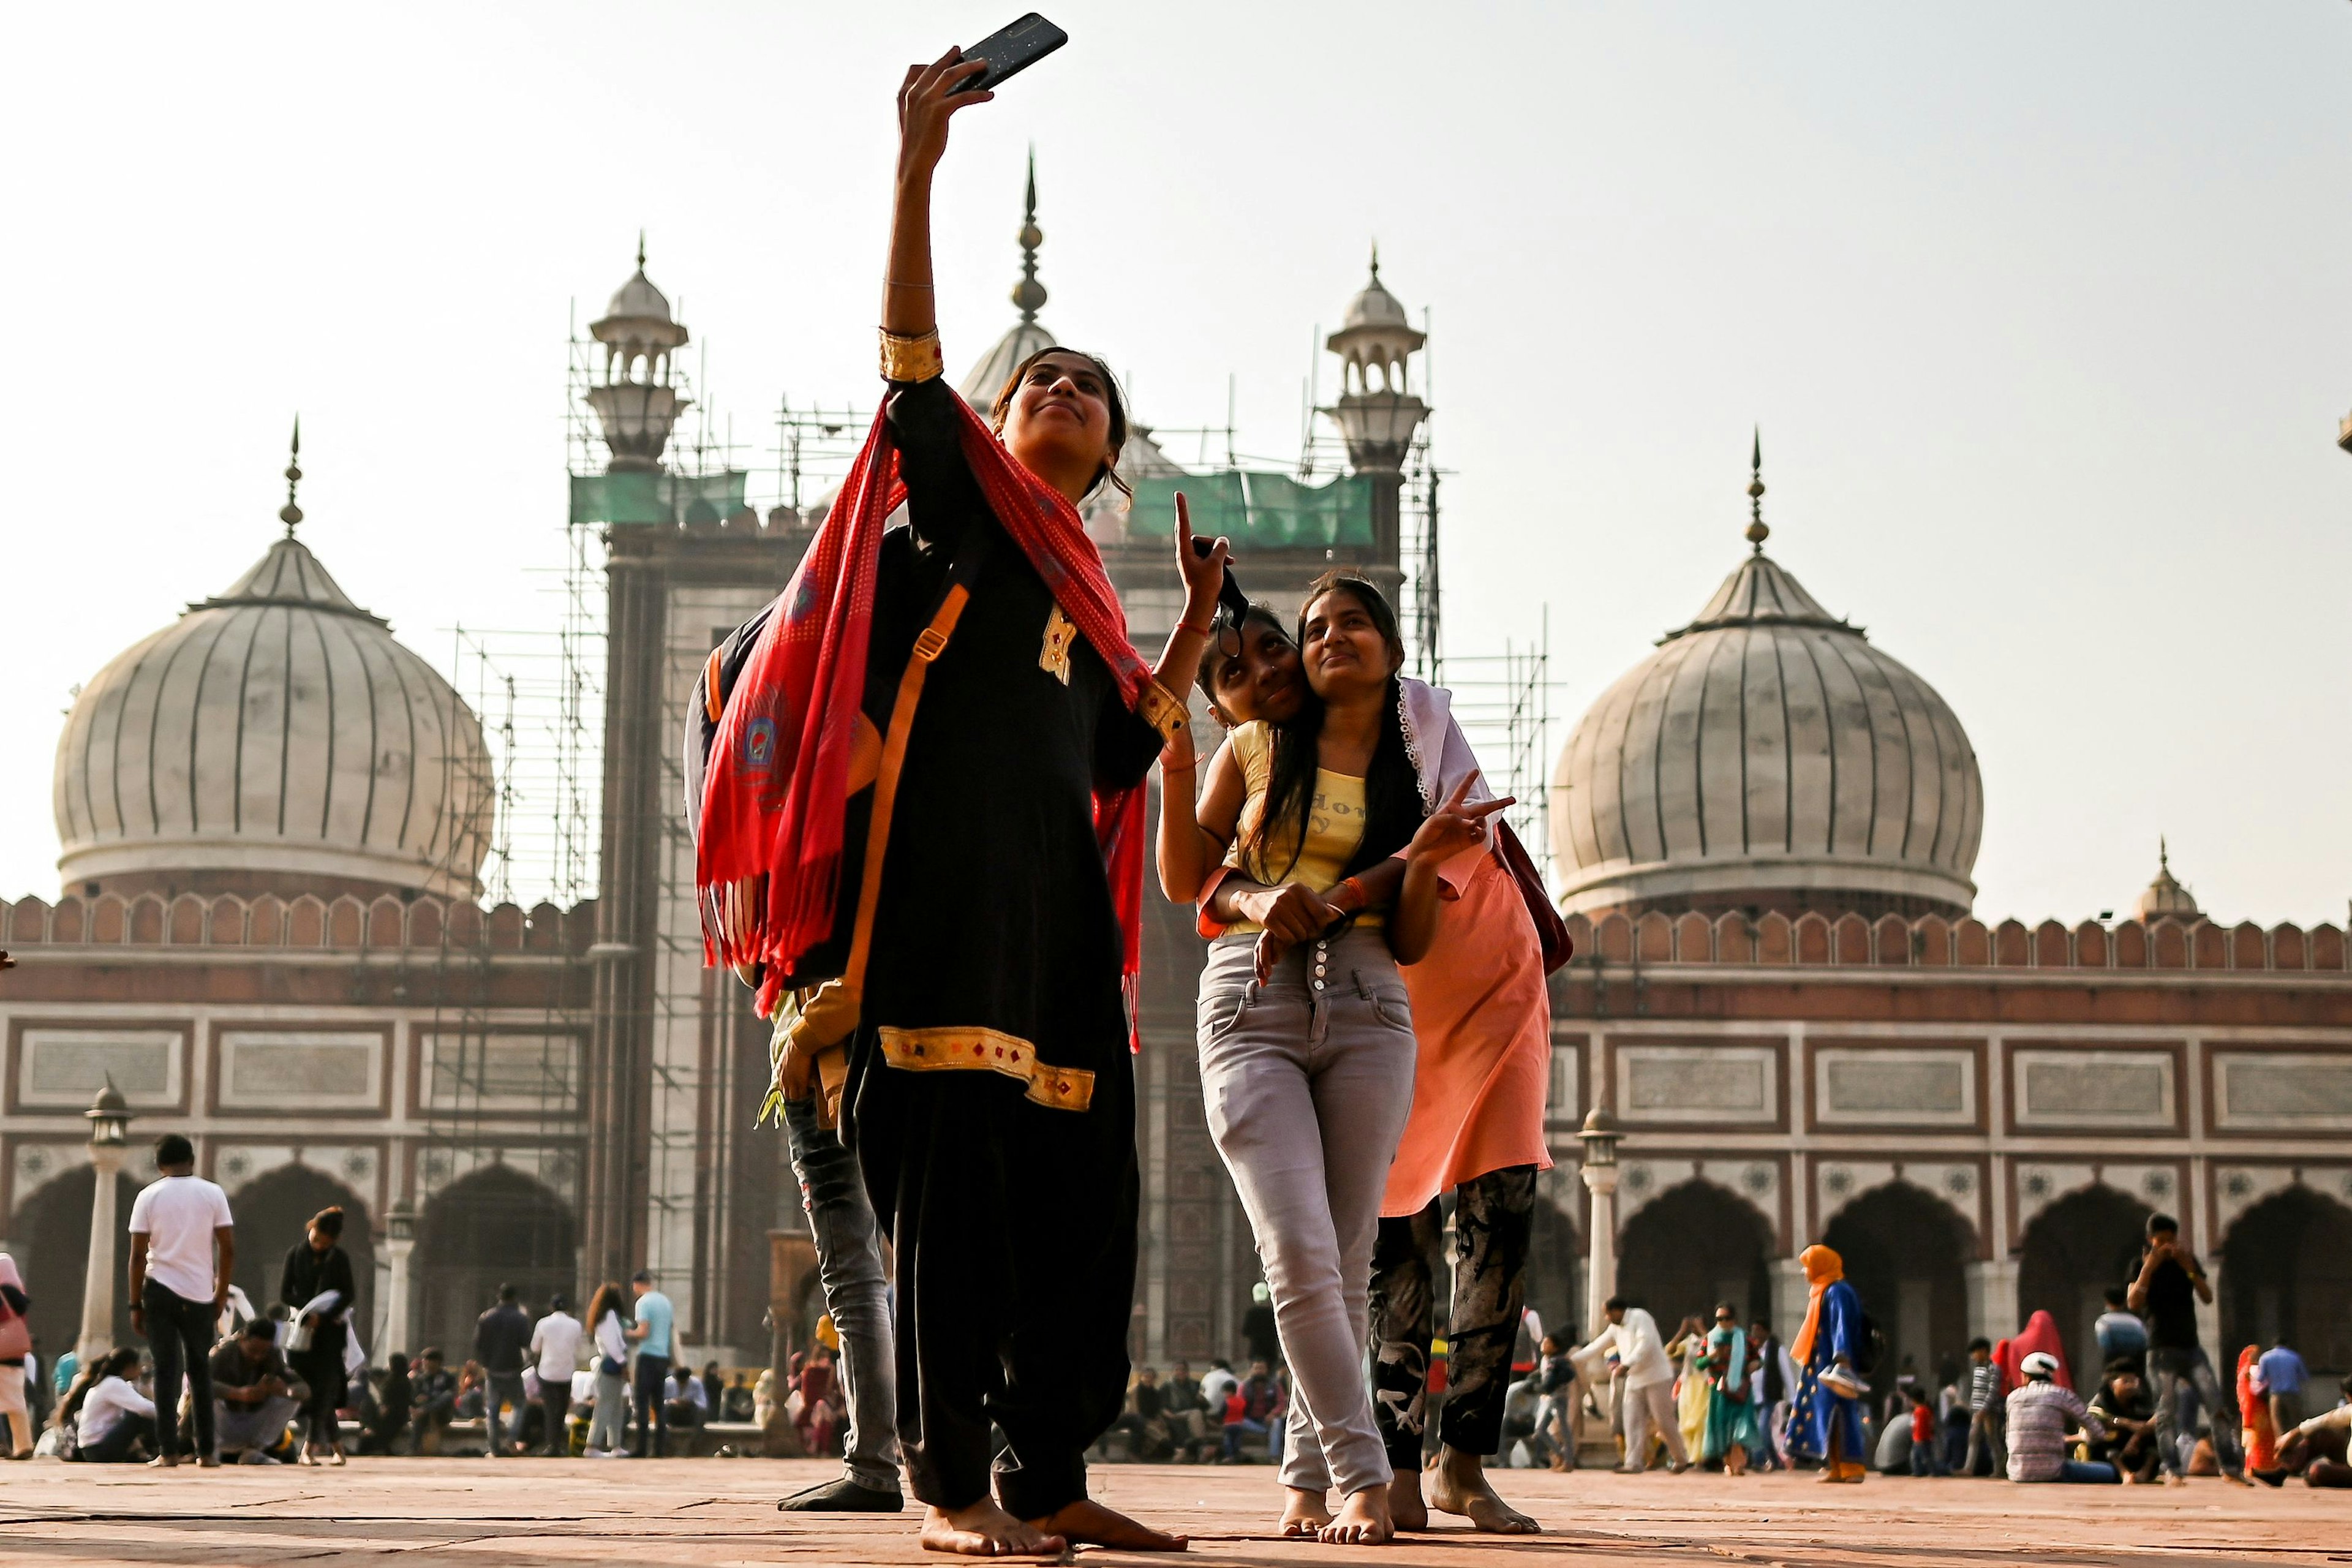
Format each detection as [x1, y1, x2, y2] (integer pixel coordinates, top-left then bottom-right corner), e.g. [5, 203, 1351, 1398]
[0, 1460, 2341, 1566]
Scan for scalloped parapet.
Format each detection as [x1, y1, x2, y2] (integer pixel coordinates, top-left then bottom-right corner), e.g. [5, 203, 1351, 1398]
[1555, 911, 2350, 972]
[0, 892, 598, 954]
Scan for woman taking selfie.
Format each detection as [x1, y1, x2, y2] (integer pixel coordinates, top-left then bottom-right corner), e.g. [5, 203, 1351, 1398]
[1159, 575, 1504, 1544]
[696, 45, 1227, 1559]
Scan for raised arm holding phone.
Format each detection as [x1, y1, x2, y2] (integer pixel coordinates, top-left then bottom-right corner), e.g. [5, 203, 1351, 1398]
[695, 27, 1215, 1558]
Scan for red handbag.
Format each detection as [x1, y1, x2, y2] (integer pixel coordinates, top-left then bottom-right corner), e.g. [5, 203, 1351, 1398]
[1495, 821, 1574, 974]
[0, 1303, 30, 1363]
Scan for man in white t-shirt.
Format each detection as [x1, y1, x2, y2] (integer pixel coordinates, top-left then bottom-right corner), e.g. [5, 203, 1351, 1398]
[1577, 1297, 1686, 1474]
[529, 1296, 584, 1456]
[127, 1133, 234, 1467]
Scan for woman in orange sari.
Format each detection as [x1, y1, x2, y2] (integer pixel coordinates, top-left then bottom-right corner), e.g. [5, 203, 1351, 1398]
[2237, 1345, 2279, 1478]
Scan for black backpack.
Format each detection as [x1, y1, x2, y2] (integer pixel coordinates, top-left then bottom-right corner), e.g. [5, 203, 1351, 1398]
[1851, 1306, 1885, 1378]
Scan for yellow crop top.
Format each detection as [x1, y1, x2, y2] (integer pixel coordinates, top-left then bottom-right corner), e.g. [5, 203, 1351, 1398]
[1221, 721, 1379, 931]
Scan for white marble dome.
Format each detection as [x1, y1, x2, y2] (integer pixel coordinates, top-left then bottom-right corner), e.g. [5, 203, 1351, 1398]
[52, 535, 493, 898]
[1550, 545, 1982, 918]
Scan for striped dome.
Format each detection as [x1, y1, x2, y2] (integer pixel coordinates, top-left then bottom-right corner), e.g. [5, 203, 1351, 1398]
[1549, 548, 1981, 918]
[52, 535, 492, 897]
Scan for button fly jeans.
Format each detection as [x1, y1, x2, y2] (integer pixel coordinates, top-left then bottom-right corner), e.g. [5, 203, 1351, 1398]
[1197, 927, 1417, 1498]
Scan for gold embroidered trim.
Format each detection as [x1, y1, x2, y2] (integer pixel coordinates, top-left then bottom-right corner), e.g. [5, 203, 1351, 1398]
[1039, 605, 1077, 684]
[880, 328, 945, 384]
[1136, 678, 1188, 742]
[877, 1025, 1096, 1112]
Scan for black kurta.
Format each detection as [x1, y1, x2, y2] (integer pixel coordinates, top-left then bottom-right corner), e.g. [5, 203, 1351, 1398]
[838, 375, 1161, 1518]
[282, 1241, 356, 1444]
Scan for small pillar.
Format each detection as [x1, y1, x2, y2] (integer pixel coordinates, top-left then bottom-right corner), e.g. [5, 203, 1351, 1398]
[1965, 1258, 2021, 1347]
[77, 1078, 132, 1361]
[382, 1204, 418, 1359]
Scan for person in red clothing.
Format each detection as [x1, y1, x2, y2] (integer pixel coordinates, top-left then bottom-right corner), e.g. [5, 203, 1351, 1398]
[1906, 1389, 1946, 1476]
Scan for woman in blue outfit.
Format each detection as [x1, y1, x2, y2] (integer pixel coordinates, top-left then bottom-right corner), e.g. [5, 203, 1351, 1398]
[1784, 1244, 1867, 1482]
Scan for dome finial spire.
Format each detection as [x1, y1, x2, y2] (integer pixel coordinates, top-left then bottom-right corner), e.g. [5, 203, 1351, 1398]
[1012, 147, 1047, 325]
[279, 415, 304, 538]
[1744, 426, 1768, 554]
[636, 228, 646, 271]
[2160, 834, 2169, 873]
[1370, 240, 1380, 280]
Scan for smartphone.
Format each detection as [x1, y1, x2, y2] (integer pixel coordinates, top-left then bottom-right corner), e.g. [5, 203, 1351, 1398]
[964, 13, 1068, 92]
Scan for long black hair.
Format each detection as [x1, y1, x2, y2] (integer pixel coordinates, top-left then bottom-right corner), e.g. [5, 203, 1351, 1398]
[1238, 573, 1424, 883]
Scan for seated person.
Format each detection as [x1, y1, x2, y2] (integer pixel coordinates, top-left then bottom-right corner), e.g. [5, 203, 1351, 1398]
[452, 1360, 486, 1421]
[409, 1348, 459, 1453]
[665, 1367, 707, 1430]
[72, 1350, 156, 1464]
[2086, 1361, 2160, 1483]
[359, 1353, 412, 1457]
[1108, 1366, 1172, 1462]
[2275, 1376, 2352, 1489]
[721, 1373, 756, 1423]
[211, 1321, 307, 1464]
[2005, 1351, 2114, 1483]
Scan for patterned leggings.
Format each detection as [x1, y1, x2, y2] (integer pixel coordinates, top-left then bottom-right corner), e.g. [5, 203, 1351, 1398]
[1367, 1165, 1537, 1468]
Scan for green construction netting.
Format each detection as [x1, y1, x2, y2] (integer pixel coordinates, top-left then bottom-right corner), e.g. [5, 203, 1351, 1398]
[570, 470, 749, 527]
[1126, 471, 1376, 549]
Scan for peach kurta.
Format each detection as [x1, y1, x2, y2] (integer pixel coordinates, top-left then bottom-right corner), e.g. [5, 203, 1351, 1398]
[1383, 844, 1553, 1216]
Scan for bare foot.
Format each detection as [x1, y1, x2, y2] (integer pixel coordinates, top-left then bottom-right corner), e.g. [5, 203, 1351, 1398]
[920, 1499, 1065, 1557]
[1028, 1499, 1187, 1551]
[1387, 1469, 1428, 1532]
[1320, 1487, 1395, 1546]
[1281, 1488, 1333, 1537]
[1430, 1448, 1540, 1534]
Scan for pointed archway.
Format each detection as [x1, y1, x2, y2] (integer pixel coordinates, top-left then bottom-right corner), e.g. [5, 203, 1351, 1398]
[2220, 1187, 2352, 1378]
[8, 1166, 138, 1357]
[2017, 1185, 2150, 1381]
[415, 1165, 577, 1357]
[1822, 1183, 1973, 1397]
[1618, 1179, 1773, 1328]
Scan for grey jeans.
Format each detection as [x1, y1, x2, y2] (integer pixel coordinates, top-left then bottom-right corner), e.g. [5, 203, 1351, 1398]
[1621, 1378, 1687, 1471]
[784, 1094, 902, 1491]
[1197, 928, 1417, 1498]
[587, 1368, 628, 1452]
[2150, 1347, 2241, 1479]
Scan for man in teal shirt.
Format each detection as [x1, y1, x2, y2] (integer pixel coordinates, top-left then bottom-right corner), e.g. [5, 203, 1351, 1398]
[627, 1272, 676, 1458]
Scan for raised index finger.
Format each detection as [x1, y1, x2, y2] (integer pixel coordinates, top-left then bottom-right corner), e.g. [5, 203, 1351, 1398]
[1175, 491, 1193, 552]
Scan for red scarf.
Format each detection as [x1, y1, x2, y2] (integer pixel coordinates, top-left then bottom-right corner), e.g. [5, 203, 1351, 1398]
[696, 386, 1155, 1025]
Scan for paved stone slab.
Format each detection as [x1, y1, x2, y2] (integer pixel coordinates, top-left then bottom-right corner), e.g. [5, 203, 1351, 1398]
[0, 1460, 2341, 1566]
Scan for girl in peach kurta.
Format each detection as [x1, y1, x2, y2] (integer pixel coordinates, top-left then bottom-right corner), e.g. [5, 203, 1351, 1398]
[1169, 605, 1553, 1535]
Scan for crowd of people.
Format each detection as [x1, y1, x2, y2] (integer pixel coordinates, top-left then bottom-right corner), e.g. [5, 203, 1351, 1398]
[1513, 1213, 2352, 1493]
[0, 1131, 766, 1467]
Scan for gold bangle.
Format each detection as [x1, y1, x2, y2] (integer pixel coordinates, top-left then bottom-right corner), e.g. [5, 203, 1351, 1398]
[880, 327, 944, 383]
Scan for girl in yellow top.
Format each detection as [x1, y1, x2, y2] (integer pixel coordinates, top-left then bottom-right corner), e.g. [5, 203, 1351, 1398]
[1158, 573, 1504, 1545]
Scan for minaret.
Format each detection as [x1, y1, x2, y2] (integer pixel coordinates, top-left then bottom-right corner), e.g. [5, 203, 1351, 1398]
[586, 235, 692, 472]
[1322, 247, 1430, 559]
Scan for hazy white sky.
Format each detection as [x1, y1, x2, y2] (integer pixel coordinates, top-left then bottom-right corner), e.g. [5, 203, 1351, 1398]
[6, 1, 2348, 925]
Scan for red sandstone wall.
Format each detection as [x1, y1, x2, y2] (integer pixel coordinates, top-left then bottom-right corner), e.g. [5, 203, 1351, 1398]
[0, 892, 598, 955]
[1560, 910, 2349, 973]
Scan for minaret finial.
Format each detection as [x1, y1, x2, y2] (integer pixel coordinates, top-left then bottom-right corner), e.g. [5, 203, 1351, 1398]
[279, 415, 304, 538]
[1744, 426, 1768, 553]
[1370, 240, 1380, 279]
[1012, 147, 1047, 325]
[2159, 834, 2169, 873]
[636, 229, 646, 271]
